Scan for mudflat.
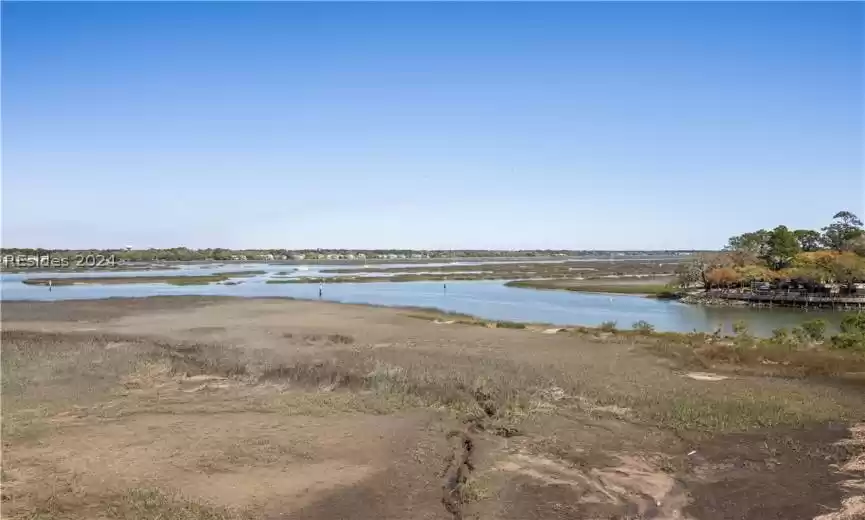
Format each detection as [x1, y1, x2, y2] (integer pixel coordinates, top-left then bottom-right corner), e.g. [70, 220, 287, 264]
[2, 297, 863, 519]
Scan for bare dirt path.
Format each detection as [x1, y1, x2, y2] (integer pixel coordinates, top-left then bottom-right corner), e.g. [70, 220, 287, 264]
[2, 297, 862, 519]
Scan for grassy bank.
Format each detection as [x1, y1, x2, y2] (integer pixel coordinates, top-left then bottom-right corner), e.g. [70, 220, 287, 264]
[403, 307, 865, 382]
[505, 279, 680, 298]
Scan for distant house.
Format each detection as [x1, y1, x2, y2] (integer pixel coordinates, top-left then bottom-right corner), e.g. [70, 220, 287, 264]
[291, 254, 306, 260]
[356, 253, 366, 259]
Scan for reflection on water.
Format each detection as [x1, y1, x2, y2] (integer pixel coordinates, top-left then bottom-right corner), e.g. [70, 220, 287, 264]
[0, 264, 843, 337]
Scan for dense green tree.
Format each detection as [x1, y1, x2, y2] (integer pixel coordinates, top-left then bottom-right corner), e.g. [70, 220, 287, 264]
[763, 225, 800, 270]
[822, 211, 864, 251]
[793, 229, 822, 252]
[726, 230, 771, 257]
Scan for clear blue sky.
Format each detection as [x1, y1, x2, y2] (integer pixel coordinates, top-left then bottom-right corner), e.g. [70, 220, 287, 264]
[3, 2, 863, 250]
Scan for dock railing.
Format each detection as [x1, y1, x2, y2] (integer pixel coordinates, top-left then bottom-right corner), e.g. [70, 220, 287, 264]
[708, 288, 865, 305]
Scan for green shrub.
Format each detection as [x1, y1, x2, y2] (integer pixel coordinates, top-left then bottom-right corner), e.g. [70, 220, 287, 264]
[829, 332, 865, 352]
[791, 326, 809, 345]
[631, 320, 655, 334]
[598, 321, 618, 332]
[496, 321, 526, 329]
[654, 288, 681, 300]
[732, 320, 749, 336]
[770, 327, 791, 345]
[840, 314, 865, 335]
[800, 319, 827, 342]
[828, 316, 865, 351]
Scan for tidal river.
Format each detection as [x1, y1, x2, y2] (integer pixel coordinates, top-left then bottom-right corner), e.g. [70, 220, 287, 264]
[0, 263, 844, 336]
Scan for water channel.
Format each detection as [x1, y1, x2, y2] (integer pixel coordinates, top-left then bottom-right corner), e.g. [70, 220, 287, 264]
[0, 262, 845, 336]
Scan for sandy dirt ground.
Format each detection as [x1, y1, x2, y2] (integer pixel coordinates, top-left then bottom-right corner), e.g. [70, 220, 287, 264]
[2, 297, 863, 519]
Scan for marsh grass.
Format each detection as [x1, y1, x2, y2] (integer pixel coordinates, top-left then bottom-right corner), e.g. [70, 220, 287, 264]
[401, 308, 865, 383]
[104, 488, 252, 520]
[255, 350, 553, 423]
[250, 346, 862, 434]
[1, 328, 544, 427]
[8, 300, 864, 520]
[21, 487, 254, 520]
[404, 309, 485, 326]
[0, 331, 254, 439]
[495, 320, 527, 329]
[207, 270, 266, 277]
[652, 395, 810, 432]
[646, 331, 865, 380]
[505, 280, 675, 296]
[323, 260, 675, 279]
[4, 316, 862, 448]
[22, 273, 251, 287]
[266, 274, 504, 284]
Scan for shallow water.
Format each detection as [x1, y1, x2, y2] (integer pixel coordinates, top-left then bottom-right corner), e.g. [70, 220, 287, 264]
[0, 263, 843, 336]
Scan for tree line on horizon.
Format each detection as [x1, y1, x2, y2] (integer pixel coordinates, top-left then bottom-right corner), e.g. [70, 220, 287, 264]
[677, 211, 865, 292]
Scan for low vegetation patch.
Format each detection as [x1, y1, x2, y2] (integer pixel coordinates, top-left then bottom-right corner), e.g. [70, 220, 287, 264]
[652, 394, 813, 432]
[598, 320, 618, 332]
[18, 487, 252, 520]
[324, 260, 675, 278]
[495, 321, 527, 329]
[647, 316, 865, 380]
[206, 270, 266, 277]
[830, 314, 865, 352]
[22, 273, 257, 287]
[401, 308, 865, 383]
[505, 279, 680, 298]
[632, 320, 655, 334]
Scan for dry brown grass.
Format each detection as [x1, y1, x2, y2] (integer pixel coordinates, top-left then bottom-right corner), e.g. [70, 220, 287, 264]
[17, 487, 253, 520]
[402, 308, 865, 384]
[645, 334, 865, 381]
[3, 298, 864, 520]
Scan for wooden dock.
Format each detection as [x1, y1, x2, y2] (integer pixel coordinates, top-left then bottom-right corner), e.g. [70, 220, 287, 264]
[709, 290, 865, 309]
